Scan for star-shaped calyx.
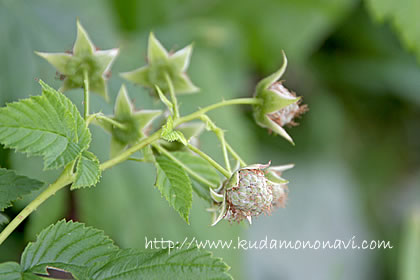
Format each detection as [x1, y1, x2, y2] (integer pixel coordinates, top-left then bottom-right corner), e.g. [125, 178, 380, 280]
[95, 85, 161, 157]
[121, 33, 199, 96]
[36, 21, 119, 101]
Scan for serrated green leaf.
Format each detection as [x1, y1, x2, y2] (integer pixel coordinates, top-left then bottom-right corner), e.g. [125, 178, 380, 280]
[0, 262, 42, 280]
[0, 81, 91, 170]
[21, 220, 118, 279]
[72, 151, 101, 190]
[88, 247, 232, 280]
[366, 0, 420, 61]
[0, 168, 44, 211]
[171, 152, 221, 202]
[155, 154, 192, 223]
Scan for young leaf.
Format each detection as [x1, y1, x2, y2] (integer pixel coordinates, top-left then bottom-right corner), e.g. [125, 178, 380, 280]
[161, 116, 188, 145]
[88, 247, 232, 280]
[0, 81, 91, 170]
[20, 220, 118, 279]
[155, 154, 192, 223]
[171, 151, 221, 202]
[0, 168, 44, 211]
[72, 151, 101, 189]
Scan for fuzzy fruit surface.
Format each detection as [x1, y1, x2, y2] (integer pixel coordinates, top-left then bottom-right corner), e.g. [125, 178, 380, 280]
[226, 169, 273, 216]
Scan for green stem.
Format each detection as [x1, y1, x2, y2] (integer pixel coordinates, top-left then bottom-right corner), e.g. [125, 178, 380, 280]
[200, 115, 232, 173]
[100, 130, 161, 171]
[101, 97, 258, 172]
[153, 144, 216, 188]
[174, 98, 260, 126]
[83, 70, 90, 120]
[226, 142, 247, 167]
[165, 73, 179, 119]
[127, 157, 146, 162]
[216, 131, 231, 173]
[0, 166, 73, 245]
[186, 143, 231, 178]
[88, 114, 127, 130]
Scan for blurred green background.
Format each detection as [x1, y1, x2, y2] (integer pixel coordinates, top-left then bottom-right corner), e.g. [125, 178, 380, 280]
[1, 0, 420, 279]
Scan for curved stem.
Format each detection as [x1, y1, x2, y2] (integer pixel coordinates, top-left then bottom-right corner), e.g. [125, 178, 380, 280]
[153, 144, 216, 188]
[0, 166, 73, 245]
[174, 98, 260, 127]
[200, 115, 232, 173]
[88, 113, 127, 130]
[218, 132, 231, 173]
[100, 97, 258, 172]
[127, 157, 146, 162]
[165, 73, 179, 119]
[226, 142, 247, 167]
[186, 143, 231, 178]
[83, 70, 90, 120]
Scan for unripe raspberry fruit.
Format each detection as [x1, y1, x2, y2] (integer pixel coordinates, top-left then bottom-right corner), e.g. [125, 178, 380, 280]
[225, 164, 273, 223]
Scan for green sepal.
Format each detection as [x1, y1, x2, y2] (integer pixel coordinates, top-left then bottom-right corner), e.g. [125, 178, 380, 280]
[35, 21, 119, 100]
[148, 32, 169, 63]
[74, 20, 95, 55]
[121, 32, 199, 95]
[256, 51, 287, 91]
[114, 84, 134, 117]
[268, 115, 294, 144]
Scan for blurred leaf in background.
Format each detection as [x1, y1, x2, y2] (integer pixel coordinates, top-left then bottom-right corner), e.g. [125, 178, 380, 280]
[366, 0, 420, 62]
[399, 210, 420, 280]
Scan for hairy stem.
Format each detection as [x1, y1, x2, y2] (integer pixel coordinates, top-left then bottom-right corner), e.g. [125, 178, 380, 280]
[83, 70, 90, 120]
[200, 115, 232, 173]
[186, 143, 231, 178]
[174, 98, 260, 127]
[165, 73, 179, 119]
[226, 142, 247, 167]
[218, 132, 231, 173]
[0, 166, 73, 245]
[153, 144, 216, 188]
[88, 113, 127, 130]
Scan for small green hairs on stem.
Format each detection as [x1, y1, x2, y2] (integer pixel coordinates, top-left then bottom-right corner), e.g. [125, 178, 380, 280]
[0, 21, 307, 249]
